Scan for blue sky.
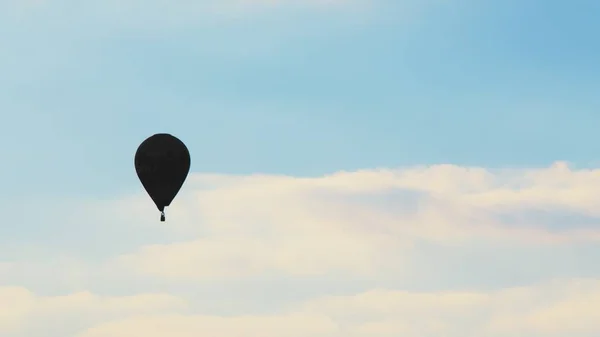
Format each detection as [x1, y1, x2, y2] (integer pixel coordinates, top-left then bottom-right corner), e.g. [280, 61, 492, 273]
[2, 0, 600, 199]
[2, 1, 600, 336]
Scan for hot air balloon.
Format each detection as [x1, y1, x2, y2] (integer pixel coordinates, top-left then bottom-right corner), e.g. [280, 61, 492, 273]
[134, 133, 191, 221]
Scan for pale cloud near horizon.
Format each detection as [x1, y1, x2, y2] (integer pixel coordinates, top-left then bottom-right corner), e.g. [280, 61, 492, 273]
[2, 279, 600, 336]
[2, 162, 600, 336]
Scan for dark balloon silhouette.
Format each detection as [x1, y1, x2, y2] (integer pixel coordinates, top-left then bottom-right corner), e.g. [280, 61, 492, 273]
[134, 133, 191, 221]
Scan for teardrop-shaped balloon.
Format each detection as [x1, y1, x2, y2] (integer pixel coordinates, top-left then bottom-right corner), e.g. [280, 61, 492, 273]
[134, 133, 191, 221]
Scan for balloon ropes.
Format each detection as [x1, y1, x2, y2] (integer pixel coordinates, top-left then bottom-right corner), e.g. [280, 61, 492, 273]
[134, 133, 191, 222]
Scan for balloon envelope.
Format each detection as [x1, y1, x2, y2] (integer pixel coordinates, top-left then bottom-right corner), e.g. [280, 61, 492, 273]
[134, 133, 191, 221]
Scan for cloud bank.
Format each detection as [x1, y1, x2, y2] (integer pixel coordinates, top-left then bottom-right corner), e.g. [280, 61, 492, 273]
[2, 162, 600, 336]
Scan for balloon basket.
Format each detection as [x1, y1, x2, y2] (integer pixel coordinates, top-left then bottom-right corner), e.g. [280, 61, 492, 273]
[160, 212, 165, 222]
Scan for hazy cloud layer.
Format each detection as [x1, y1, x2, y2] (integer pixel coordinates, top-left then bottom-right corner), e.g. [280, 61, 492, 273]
[2, 162, 600, 336]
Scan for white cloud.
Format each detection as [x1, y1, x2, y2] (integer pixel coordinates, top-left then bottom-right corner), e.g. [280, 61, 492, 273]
[0, 262, 12, 274]
[2, 162, 600, 336]
[3, 279, 600, 337]
[0, 287, 33, 334]
[298, 278, 600, 336]
[0, 287, 187, 337]
[77, 314, 340, 337]
[97, 162, 600, 282]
